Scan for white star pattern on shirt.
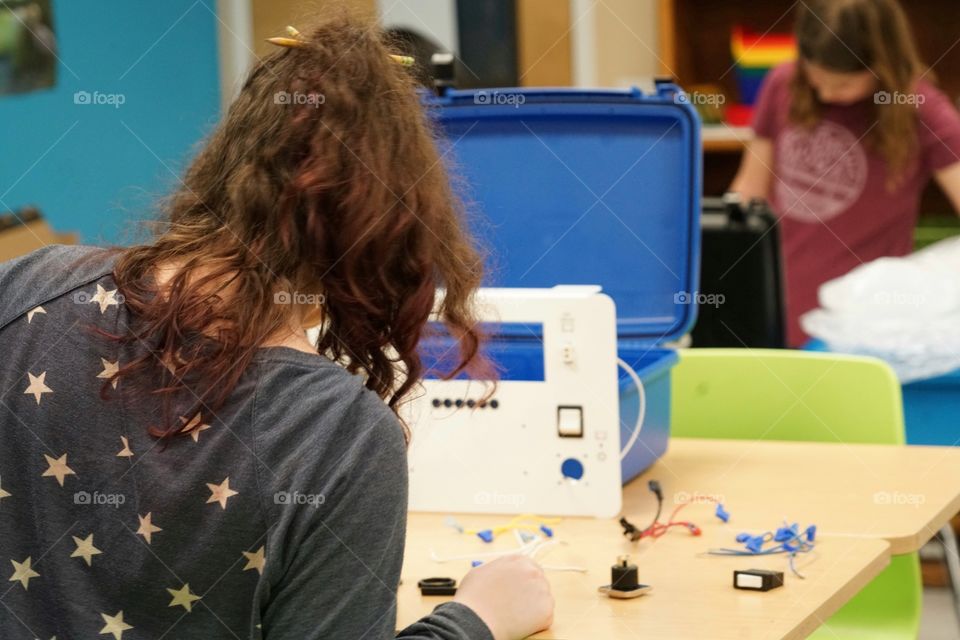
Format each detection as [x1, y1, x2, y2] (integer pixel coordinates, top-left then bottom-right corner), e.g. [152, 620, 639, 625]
[242, 546, 266, 575]
[99, 610, 133, 639]
[26, 305, 46, 323]
[10, 273, 300, 635]
[181, 415, 211, 443]
[89, 284, 120, 314]
[206, 478, 238, 509]
[97, 358, 120, 389]
[136, 513, 162, 544]
[9, 557, 39, 590]
[116, 436, 133, 458]
[41, 453, 75, 486]
[70, 534, 102, 567]
[166, 583, 201, 612]
[24, 371, 53, 404]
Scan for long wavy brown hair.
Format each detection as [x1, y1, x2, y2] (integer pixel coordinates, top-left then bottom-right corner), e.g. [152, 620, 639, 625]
[104, 11, 488, 441]
[790, 0, 929, 184]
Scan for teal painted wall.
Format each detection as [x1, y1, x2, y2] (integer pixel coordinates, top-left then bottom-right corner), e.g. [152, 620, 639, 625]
[0, 0, 222, 243]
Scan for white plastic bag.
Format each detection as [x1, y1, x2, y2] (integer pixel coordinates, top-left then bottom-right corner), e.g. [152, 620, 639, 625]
[800, 236, 960, 383]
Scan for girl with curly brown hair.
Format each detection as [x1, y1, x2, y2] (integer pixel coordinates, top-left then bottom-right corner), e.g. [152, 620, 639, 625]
[0, 11, 551, 640]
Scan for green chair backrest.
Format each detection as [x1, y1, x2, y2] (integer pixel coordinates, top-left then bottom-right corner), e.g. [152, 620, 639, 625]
[671, 349, 905, 445]
[671, 349, 919, 639]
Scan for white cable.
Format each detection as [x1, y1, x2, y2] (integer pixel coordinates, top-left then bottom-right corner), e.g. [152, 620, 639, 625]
[617, 357, 646, 461]
[541, 565, 588, 573]
[429, 545, 531, 563]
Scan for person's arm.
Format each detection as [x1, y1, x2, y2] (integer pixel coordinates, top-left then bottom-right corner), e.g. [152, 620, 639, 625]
[729, 63, 790, 201]
[917, 80, 960, 216]
[934, 161, 960, 215]
[398, 554, 554, 640]
[258, 404, 490, 639]
[730, 137, 774, 202]
[255, 376, 552, 640]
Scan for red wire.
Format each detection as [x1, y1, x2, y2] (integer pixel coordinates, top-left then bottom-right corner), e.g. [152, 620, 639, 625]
[637, 502, 703, 540]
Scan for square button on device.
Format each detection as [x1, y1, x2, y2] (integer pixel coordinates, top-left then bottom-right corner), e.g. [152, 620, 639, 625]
[557, 406, 583, 438]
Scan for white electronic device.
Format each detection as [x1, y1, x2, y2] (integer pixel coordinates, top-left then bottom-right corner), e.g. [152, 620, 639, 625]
[405, 286, 624, 518]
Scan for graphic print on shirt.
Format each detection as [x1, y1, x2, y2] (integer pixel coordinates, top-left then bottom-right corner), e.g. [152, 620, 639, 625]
[774, 120, 868, 222]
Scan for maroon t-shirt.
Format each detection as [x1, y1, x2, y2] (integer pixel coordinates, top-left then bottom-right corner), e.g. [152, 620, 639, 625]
[752, 62, 960, 346]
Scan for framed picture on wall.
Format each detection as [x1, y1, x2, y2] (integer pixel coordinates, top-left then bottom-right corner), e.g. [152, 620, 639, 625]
[0, 0, 56, 97]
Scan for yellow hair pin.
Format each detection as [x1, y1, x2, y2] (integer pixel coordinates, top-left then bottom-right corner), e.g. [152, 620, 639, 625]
[267, 25, 307, 49]
[389, 54, 415, 67]
[267, 25, 417, 66]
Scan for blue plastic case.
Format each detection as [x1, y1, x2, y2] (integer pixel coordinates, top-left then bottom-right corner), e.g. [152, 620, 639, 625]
[427, 83, 702, 484]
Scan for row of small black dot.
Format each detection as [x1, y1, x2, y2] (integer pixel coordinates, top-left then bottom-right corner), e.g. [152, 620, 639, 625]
[431, 398, 500, 409]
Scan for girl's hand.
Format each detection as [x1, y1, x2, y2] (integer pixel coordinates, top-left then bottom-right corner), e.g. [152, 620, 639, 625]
[453, 554, 555, 640]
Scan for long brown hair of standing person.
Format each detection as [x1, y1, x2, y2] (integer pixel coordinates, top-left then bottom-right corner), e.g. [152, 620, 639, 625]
[790, 0, 930, 184]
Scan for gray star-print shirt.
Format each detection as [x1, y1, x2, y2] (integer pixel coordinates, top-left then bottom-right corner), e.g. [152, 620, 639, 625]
[0, 245, 492, 640]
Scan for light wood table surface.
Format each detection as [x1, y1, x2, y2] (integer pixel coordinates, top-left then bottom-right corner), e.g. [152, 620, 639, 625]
[400, 515, 890, 640]
[400, 438, 960, 638]
[628, 438, 960, 554]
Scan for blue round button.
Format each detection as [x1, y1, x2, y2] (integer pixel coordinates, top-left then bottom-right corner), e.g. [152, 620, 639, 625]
[561, 457, 584, 481]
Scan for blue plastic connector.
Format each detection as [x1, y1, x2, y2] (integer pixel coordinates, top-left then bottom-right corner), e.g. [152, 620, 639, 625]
[774, 523, 800, 542]
[715, 503, 730, 523]
[745, 536, 765, 554]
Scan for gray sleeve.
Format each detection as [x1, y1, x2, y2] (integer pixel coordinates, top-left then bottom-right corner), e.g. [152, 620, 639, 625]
[255, 375, 492, 640]
[0, 244, 113, 328]
[397, 603, 494, 640]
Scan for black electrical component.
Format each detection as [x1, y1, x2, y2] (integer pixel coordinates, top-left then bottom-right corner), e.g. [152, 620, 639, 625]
[612, 556, 639, 591]
[418, 577, 457, 596]
[431, 52, 456, 96]
[598, 556, 651, 599]
[733, 569, 784, 592]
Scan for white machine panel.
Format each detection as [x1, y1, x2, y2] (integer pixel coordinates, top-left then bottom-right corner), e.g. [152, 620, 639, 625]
[405, 286, 622, 517]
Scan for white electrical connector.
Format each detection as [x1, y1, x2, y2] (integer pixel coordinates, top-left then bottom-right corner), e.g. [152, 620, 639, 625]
[562, 343, 576, 364]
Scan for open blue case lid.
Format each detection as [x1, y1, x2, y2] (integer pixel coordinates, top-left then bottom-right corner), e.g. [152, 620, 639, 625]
[428, 83, 702, 344]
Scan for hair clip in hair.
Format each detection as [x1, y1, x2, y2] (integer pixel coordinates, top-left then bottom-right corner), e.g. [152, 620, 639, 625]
[267, 25, 307, 49]
[267, 25, 416, 67]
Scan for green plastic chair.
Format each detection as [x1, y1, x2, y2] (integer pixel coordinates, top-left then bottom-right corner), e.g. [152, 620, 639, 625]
[671, 348, 921, 640]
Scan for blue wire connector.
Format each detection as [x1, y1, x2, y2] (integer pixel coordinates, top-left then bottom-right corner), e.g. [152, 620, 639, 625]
[715, 503, 730, 523]
[476, 529, 494, 543]
[774, 523, 799, 542]
[745, 535, 766, 553]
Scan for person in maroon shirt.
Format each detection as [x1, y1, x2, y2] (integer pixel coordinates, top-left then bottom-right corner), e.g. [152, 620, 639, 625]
[731, 0, 960, 347]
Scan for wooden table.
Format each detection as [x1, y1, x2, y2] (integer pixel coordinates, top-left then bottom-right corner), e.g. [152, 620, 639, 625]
[400, 439, 960, 638]
[628, 439, 960, 554]
[400, 515, 890, 639]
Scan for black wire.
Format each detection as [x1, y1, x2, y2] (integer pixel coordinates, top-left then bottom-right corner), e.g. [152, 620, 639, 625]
[643, 492, 663, 534]
[620, 480, 664, 542]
